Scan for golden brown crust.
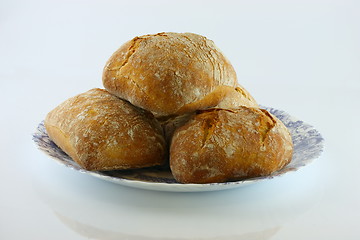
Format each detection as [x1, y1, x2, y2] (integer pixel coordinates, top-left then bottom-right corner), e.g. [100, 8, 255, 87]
[170, 107, 293, 183]
[158, 85, 259, 143]
[44, 88, 166, 171]
[178, 85, 259, 114]
[103, 32, 257, 117]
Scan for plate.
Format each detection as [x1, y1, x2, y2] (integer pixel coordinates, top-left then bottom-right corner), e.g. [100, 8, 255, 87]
[33, 107, 324, 192]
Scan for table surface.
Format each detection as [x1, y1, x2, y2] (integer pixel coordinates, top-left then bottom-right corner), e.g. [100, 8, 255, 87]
[1, 0, 359, 239]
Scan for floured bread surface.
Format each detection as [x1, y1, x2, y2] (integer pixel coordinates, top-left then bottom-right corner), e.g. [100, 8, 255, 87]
[103, 32, 257, 117]
[170, 107, 293, 183]
[44, 88, 166, 171]
[158, 84, 259, 145]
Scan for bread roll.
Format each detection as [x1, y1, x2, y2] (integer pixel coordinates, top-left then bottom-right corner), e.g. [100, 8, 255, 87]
[170, 107, 293, 183]
[103, 32, 257, 117]
[44, 88, 166, 171]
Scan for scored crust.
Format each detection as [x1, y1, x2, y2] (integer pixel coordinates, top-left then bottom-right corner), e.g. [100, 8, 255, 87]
[170, 107, 293, 183]
[44, 88, 167, 171]
[103, 32, 257, 117]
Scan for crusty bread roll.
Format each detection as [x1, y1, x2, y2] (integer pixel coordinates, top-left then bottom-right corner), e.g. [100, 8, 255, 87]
[103, 32, 258, 117]
[45, 88, 166, 171]
[170, 107, 293, 183]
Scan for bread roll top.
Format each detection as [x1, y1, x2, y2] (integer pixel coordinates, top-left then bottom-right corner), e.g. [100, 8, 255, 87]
[103, 32, 257, 117]
[170, 107, 293, 183]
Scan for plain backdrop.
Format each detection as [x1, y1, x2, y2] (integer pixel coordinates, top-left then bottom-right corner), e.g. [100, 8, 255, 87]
[1, 0, 359, 239]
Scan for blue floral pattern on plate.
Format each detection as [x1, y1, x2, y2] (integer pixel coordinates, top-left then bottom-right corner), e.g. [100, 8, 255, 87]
[33, 107, 324, 192]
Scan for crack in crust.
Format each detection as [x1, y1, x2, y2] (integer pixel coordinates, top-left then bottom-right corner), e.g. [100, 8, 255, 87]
[119, 37, 143, 69]
[201, 113, 219, 149]
[259, 109, 276, 143]
[235, 86, 252, 101]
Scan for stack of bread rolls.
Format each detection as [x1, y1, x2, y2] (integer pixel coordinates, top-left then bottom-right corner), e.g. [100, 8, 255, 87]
[45, 32, 293, 184]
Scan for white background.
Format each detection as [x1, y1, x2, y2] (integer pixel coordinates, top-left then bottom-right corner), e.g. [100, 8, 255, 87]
[1, 0, 359, 239]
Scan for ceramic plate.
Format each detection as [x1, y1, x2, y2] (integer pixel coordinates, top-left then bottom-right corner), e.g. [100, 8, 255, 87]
[33, 107, 324, 192]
